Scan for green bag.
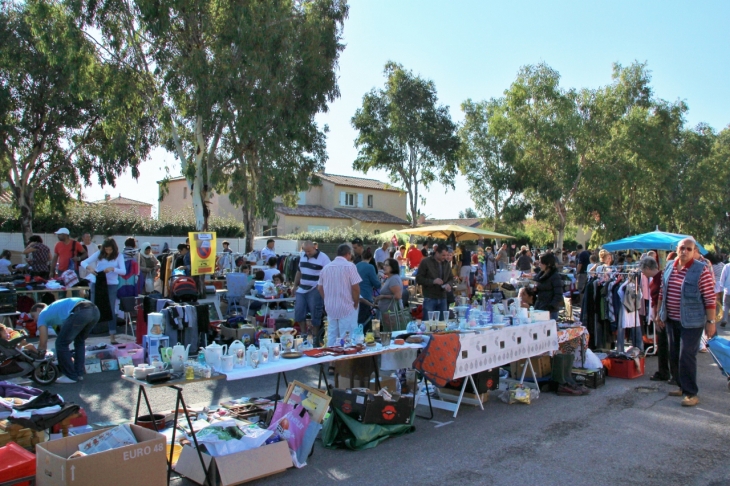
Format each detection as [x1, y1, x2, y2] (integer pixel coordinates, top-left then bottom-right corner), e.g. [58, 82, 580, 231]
[321, 407, 415, 451]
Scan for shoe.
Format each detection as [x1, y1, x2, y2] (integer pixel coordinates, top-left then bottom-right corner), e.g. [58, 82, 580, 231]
[681, 395, 699, 407]
[557, 384, 584, 396]
[650, 372, 670, 381]
[56, 376, 78, 384]
[668, 388, 683, 397]
[109, 338, 119, 345]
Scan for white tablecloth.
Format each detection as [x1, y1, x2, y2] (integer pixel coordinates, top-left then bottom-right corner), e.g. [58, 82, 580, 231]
[222, 342, 423, 381]
[452, 320, 558, 379]
[493, 270, 523, 283]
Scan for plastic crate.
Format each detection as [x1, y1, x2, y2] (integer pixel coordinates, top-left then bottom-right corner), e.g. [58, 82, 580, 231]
[0, 442, 36, 486]
[113, 342, 145, 366]
[606, 356, 645, 379]
[572, 368, 606, 388]
[84, 343, 117, 360]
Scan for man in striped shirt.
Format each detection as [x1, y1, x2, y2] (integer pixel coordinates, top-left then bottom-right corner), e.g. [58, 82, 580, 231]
[318, 244, 362, 346]
[294, 241, 331, 345]
[657, 238, 716, 407]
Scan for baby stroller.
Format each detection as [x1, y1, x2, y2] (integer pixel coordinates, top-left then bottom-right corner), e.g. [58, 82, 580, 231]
[705, 336, 730, 391]
[0, 331, 60, 385]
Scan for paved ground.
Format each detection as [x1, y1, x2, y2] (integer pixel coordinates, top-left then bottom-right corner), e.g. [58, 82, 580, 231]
[36, 325, 730, 486]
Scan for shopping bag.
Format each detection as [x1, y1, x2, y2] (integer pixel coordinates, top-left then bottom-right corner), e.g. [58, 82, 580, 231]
[60, 269, 79, 288]
[268, 403, 311, 468]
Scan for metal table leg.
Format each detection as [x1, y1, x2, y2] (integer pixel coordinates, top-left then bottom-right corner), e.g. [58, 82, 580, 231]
[318, 364, 331, 393]
[171, 385, 211, 486]
[416, 375, 434, 420]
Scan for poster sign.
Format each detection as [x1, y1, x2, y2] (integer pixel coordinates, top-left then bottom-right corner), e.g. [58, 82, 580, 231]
[189, 232, 216, 276]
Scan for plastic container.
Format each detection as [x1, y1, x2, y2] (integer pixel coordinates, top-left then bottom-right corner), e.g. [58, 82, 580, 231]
[0, 442, 36, 486]
[114, 342, 145, 366]
[606, 356, 645, 379]
[254, 280, 266, 294]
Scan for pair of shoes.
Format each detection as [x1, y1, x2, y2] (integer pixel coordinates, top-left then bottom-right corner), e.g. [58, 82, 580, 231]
[681, 395, 699, 407]
[650, 372, 669, 381]
[668, 388, 683, 397]
[56, 375, 78, 384]
[557, 383, 589, 396]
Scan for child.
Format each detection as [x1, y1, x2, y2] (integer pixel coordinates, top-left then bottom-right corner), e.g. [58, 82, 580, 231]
[0, 323, 38, 355]
[0, 250, 13, 275]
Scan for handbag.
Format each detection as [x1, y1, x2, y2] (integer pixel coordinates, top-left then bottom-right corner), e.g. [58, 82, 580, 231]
[381, 299, 411, 332]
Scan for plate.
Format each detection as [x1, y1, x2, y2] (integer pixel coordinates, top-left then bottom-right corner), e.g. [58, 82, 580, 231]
[281, 351, 303, 359]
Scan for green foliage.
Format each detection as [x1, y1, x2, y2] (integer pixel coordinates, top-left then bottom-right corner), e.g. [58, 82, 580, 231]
[458, 208, 478, 219]
[458, 99, 529, 231]
[285, 227, 423, 246]
[0, 204, 244, 237]
[352, 62, 460, 226]
[0, 0, 157, 241]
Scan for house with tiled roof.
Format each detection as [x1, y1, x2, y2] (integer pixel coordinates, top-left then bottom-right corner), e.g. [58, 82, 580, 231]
[158, 173, 408, 235]
[92, 194, 153, 218]
[423, 217, 482, 228]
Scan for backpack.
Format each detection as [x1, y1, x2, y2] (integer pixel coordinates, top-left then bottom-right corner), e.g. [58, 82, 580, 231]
[170, 275, 198, 302]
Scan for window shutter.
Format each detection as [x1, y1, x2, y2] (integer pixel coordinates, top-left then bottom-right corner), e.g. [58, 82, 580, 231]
[340, 192, 346, 206]
[357, 193, 363, 208]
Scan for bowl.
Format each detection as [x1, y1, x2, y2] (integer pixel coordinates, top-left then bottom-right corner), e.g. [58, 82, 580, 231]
[136, 413, 166, 431]
[166, 444, 182, 465]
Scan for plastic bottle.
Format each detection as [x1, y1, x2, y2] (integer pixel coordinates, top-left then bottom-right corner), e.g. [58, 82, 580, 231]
[198, 352, 206, 366]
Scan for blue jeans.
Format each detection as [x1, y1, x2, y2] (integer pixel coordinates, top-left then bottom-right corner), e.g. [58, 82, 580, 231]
[666, 318, 704, 396]
[90, 283, 118, 334]
[55, 303, 100, 381]
[549, 311, 559, 321]
[422, 298, 447, 320]
[294, 290, 325, 327]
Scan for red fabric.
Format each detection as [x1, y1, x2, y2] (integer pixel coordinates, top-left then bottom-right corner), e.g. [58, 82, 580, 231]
[664, 259, 716, 320]
[135, 304, 146, 345]
[53, 240, 85, 273]
[412, 333, 461, 387]
[650, 270, 662, 310]
[406, 247, 423, 269]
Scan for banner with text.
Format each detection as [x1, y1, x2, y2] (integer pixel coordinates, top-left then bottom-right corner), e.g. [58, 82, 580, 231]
[189, 232, 216, 276]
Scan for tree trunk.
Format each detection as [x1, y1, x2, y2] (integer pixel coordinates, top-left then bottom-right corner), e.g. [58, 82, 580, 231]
[192, 115, 209, 232]
[12, 184, 34, 246]
[242, 205, 256, 253]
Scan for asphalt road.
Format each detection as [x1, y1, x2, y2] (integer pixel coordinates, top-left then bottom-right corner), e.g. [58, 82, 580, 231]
[42, 330, 730, 486]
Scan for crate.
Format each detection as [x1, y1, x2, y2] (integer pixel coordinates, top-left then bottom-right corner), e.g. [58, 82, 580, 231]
[0, 287, 17, 314]
[113, 342, 145, 366]
[0, 442, 36, 486]
[511, 355, 552, 379]
[84, 343, 117, 360]
[572, 368, 606, 388]
[606, 356, 644, 379]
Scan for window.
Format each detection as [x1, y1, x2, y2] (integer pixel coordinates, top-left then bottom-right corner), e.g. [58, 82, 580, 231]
[367, 195, 373, 208]
[262, 225, 278, 237]
[374, 229, 381, 235]
[297, 191, 306, 205]
[308, 225, 329, 232]
[183, 187, 187, 199]
[344, 193, 355, 207]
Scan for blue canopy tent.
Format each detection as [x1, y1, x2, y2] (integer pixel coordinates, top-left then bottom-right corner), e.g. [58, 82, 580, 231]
[601, 228, 707, 254]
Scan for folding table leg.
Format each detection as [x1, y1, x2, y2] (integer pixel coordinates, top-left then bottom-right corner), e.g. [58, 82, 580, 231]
[173, 386, 211, 486]
[416, 375, 434, 420]
[318, 364, 331, 394]
[371, 355, 381, 391]
[468, 374, 485, 411]
[453, 375, 470, 418]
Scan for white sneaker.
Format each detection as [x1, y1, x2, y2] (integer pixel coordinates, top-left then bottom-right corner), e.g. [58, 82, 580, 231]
[56, 376, 78, 384]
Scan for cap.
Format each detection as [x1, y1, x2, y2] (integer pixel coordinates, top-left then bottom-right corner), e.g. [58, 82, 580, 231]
[55, 228, 70, 235]
[222, 240, 230, 245]
[351, 237, 363, 245]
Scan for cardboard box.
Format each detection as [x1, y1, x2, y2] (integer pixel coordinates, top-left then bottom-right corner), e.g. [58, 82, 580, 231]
[174, 440, 292, 486]
[336, 375, 397, 393]
[510, 355, 552, 379]
[443, 369, 500, 394]
[437, 387, 490, 405]
[331, 388, 414, 425]
[218, 325, 256, 345]
[35, 425, 166, 486]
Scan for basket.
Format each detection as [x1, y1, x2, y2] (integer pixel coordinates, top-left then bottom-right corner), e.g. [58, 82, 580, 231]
[113, 342, 145, 366]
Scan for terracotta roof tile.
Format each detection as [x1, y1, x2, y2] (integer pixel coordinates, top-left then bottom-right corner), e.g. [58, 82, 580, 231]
[92, 195, 152, 207]
[274, 204, 350, 219]
[0, 192, 12, 205]
[335, 208, 409, 225]
[317, 173, 403, 193]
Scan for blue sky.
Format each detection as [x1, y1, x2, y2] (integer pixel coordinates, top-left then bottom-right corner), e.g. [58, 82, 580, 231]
[85, 0, 730, 218]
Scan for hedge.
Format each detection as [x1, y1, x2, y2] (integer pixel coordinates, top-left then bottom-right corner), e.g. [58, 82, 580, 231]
[0, 204, 245, 238]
